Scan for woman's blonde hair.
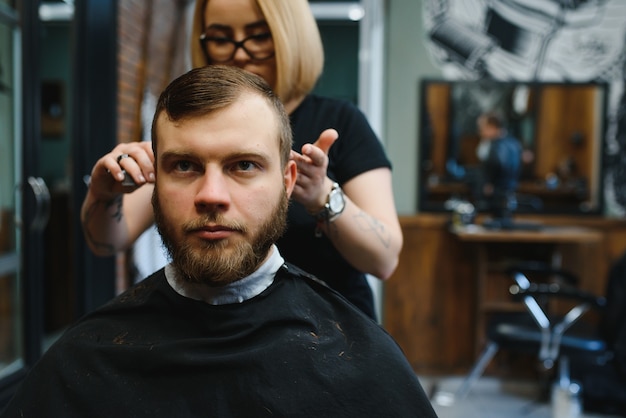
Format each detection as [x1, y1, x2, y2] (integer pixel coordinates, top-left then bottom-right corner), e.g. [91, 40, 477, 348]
[190, 0, 324, 105]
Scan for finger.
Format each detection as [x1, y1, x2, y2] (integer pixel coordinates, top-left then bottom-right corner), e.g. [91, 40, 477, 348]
[290, 150, 313, 166]
[293, 167, 314, 185]
[117, 156, 147, 185]
[106, 142, 154, 184]
[301, 143, 329, 168]
[123, 142, 155, 182]
[312, 129, 338, 154]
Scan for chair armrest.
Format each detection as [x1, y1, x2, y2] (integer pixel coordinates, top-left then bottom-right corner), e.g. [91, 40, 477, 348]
[506, 261, 579, 285]
[510, 283, 606, 310]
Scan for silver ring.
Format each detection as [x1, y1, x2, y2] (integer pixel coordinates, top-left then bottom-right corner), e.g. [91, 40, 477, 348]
[116, 153, 130, 164]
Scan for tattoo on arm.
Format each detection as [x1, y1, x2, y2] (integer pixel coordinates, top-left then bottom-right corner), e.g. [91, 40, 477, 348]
[82, 196, 123, 254]
[107, 195, 124, 223]
[354, 211, 391, 248]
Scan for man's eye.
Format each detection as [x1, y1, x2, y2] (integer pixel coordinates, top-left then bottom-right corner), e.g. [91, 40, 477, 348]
[236, 161, 256, 171]
[174, 161, 194, 172]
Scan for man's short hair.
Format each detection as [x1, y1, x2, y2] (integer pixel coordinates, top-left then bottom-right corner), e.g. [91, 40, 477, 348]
[480, 110, 506, 129]
[151, 65, 293, 167]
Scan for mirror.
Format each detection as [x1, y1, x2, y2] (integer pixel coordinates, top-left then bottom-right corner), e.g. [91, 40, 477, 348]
[418, 79, 608, 215]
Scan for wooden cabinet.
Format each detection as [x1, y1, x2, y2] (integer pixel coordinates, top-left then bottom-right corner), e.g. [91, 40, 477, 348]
[452, 224, 603, 358]
[382, 214, 626, 375]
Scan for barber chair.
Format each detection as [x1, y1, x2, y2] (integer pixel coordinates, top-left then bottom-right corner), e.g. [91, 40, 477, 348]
[432, 261, 626, 414]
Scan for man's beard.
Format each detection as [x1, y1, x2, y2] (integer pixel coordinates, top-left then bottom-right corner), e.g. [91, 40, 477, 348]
[153, 187, 289, 287]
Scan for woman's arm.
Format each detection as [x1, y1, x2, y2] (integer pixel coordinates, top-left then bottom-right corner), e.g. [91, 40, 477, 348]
[81, 142, 156, 256]
[315, 168, 402, 280]
[291, 130, 402, 280]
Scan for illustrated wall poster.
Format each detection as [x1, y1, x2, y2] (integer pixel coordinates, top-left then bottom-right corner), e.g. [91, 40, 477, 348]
[422, 0, 626, 216]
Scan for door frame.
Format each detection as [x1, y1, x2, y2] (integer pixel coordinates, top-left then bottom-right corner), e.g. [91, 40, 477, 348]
[71, 0, 118, 316]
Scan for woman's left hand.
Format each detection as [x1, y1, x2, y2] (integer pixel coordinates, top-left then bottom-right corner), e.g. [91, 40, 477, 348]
[290, 128, 338, 212]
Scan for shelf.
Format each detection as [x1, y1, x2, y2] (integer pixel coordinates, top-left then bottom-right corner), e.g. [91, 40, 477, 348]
[480, 302, 526, 313]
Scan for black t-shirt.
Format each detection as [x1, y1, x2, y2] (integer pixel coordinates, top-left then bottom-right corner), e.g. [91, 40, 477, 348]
[278, 95, 392, 319]
[2, 265, 437, 418]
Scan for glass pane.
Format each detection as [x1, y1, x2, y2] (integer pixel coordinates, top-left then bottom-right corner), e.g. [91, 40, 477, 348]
[0, 17, 23, 377]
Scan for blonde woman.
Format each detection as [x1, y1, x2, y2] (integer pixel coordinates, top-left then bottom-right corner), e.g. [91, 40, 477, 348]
[82, 0, 402, 320]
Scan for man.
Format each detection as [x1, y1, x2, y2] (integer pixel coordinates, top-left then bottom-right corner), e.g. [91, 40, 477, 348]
[476, 111, 522, 223]
[1, 66, 437, 417]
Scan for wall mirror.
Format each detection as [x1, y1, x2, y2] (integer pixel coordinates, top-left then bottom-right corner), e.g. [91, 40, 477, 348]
[418, 79, 608, 215]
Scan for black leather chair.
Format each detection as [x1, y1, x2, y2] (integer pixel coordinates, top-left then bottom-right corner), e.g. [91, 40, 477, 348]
[433, 261, 622, 413]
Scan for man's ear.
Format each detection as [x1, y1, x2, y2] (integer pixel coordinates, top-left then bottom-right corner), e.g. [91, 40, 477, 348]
[284, 160, 297, 197]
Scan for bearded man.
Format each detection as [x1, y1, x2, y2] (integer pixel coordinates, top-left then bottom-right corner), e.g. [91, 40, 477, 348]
[1, 65, 437, 418]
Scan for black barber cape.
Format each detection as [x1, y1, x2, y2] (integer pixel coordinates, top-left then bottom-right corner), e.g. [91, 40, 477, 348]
[2, 263, 437, 418]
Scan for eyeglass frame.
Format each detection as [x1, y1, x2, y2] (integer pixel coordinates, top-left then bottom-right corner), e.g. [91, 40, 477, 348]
[199, 32, 275, 63]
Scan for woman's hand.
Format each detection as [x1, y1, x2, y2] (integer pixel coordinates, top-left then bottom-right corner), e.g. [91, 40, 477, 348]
[82, 141, 156, 256]
[88, 141, 155, 200]
[290, 128, 338, 212]
[289, 128, 402, 280]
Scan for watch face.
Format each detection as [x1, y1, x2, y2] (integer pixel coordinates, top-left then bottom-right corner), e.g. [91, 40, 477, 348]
[329, 188, 345, 213]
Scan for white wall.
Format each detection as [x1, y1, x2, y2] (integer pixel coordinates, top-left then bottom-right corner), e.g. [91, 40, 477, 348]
[385, 0, 440, 215]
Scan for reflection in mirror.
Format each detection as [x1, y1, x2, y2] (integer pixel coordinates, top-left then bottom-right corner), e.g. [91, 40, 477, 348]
[418, 79, 608, 217]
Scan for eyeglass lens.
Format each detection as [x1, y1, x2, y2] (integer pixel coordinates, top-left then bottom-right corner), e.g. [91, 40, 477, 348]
[202, 33, 274, 63]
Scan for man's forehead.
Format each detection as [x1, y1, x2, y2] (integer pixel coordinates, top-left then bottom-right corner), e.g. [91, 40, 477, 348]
[158, 92, 276, 125]
[156, 101, 280, 154]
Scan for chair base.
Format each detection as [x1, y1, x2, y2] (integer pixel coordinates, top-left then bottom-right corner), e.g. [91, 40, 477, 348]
[432, 341, 499, 405]
[432, 342, 583, 416]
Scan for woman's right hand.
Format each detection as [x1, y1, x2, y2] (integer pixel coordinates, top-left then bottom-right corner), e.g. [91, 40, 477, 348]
[82, 141, 156, 255]
[88, 141, 155, 200]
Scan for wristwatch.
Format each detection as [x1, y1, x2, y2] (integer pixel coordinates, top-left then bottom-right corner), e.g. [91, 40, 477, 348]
[316, 182, 346, 222]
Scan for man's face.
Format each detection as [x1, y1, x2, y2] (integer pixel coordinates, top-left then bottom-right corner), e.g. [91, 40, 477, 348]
[477, 116, 500, 141]
[152, 93, 296, 286]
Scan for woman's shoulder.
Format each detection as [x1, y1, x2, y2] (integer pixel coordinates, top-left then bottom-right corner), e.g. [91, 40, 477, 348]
[297, 94, 360, 115]
[291, 94, 369, 136]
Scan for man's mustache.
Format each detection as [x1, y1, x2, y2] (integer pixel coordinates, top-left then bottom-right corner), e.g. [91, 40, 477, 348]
[182, 215, 248, 235]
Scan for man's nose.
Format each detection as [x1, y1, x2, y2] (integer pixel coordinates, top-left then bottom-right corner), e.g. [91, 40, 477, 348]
[194, 169, 231, 211]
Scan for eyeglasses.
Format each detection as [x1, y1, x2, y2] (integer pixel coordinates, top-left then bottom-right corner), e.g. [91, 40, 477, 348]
[199, 32, 275, 63]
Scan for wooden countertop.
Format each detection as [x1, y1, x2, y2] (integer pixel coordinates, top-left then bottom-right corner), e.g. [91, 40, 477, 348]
[450, 223, 603, 243]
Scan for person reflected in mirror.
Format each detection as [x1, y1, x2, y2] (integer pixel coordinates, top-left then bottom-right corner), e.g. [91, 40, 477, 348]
[475, 110, 523, 224]
[2, 66, 437, 418]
